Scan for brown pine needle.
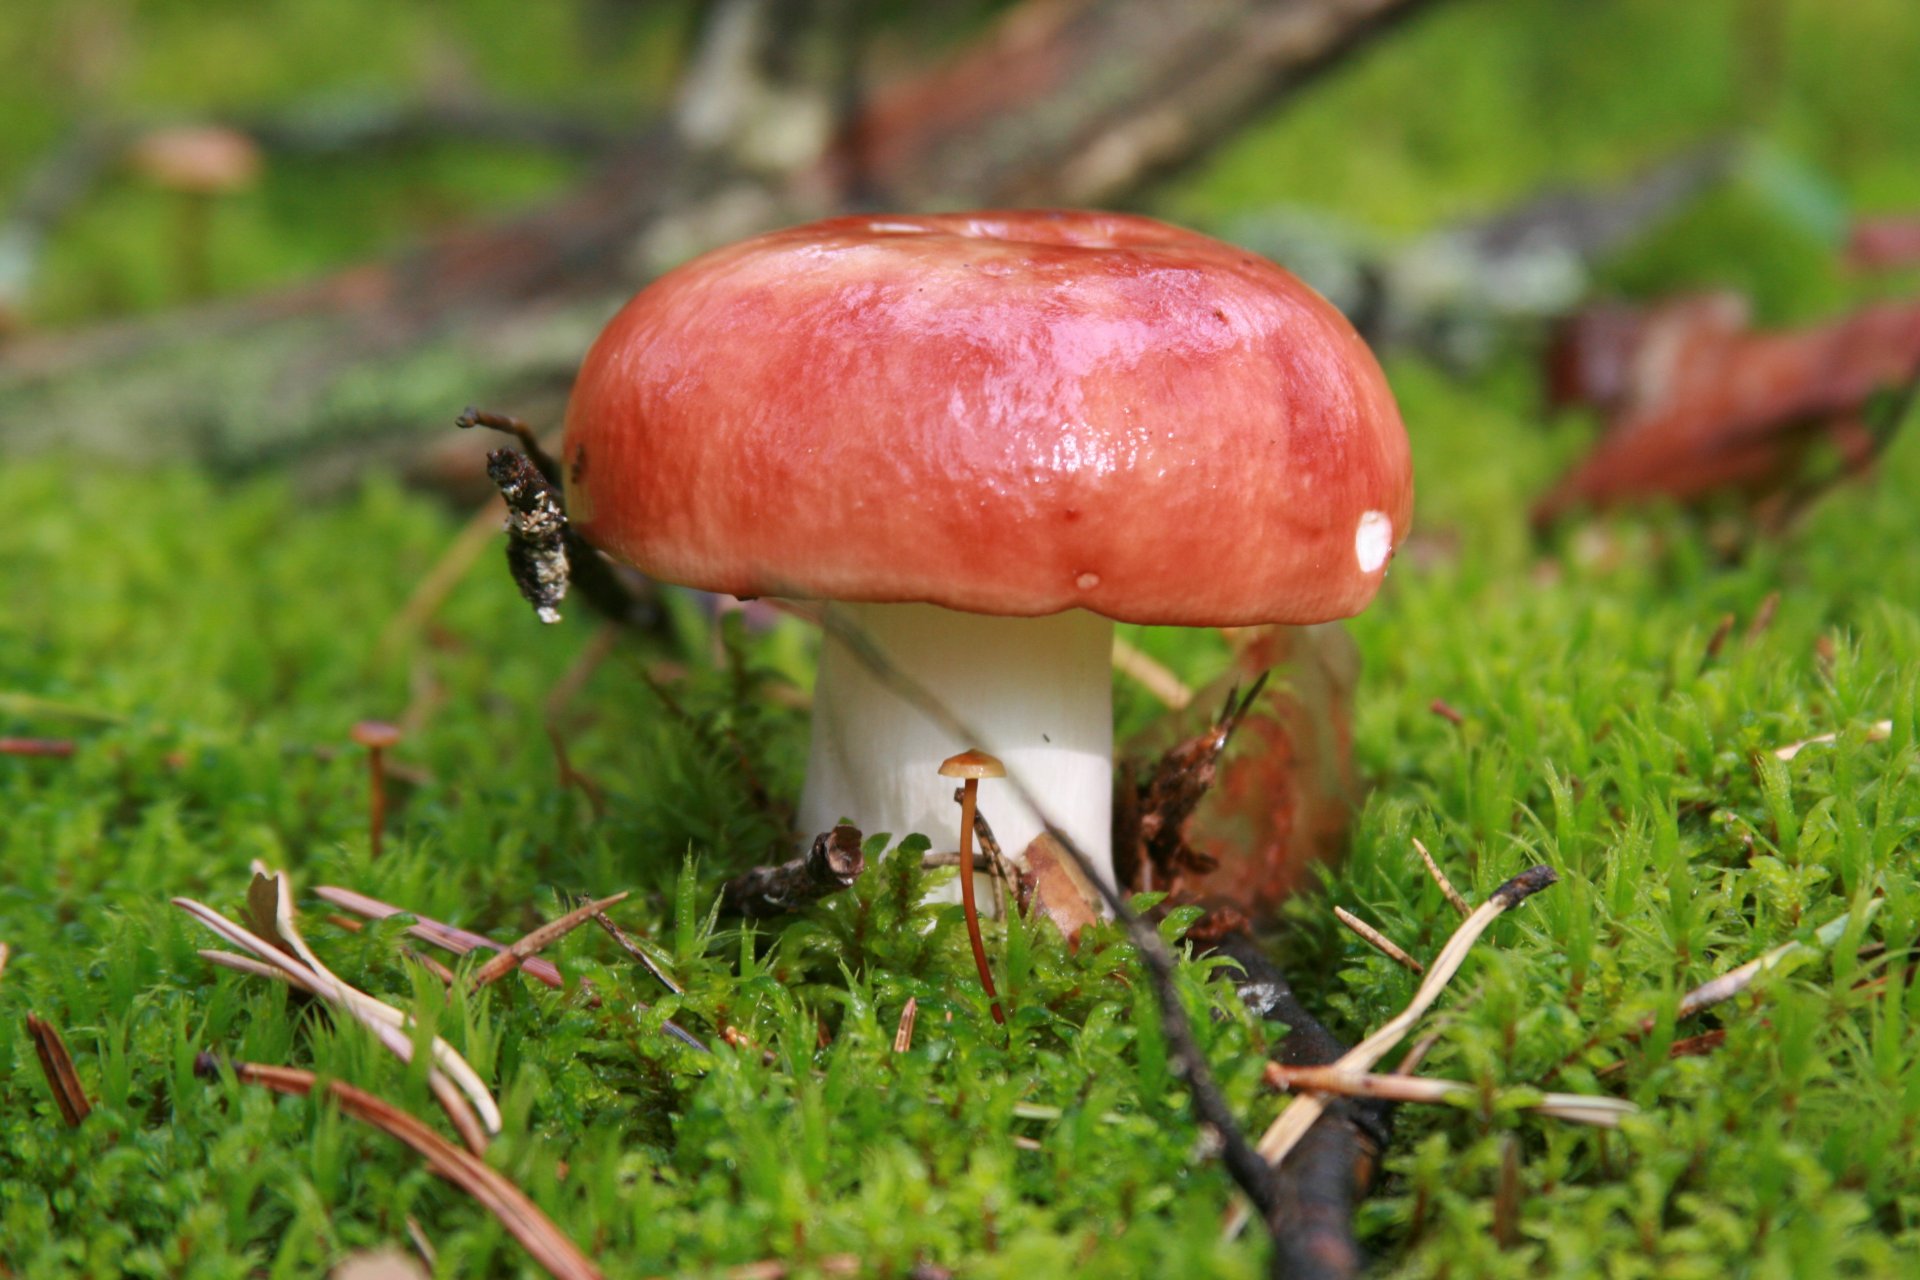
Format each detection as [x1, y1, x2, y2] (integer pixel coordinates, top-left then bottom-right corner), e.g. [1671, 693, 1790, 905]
[0, 941, 11, 983]
[176, 867, 501, 1146]
[893, 997, 919, 1054]
[199, 1057, 600, 1280]
[468, 893, 629, 991]
[316, 884, 572, 990]
[1412, 838, 1471, 918]
[25, 1013, 91, 1127]
[1333, 906, 1425, 973]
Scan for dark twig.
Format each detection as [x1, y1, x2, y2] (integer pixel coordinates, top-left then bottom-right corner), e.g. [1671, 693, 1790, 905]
[720, 825, 865, 918]
[458, 406, 560, 484]
[196, 1056, 601, 1280]
[25, 1013, 91, 1127]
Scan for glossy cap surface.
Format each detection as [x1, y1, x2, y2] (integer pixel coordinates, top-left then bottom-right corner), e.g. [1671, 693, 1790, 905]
[563, 210, 1411, 625]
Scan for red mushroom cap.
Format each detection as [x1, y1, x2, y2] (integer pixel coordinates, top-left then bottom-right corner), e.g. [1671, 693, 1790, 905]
[562, 210, 1411, 626]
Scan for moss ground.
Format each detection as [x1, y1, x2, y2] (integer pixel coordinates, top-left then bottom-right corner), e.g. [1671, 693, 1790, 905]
[5, 1, 1920, 1276]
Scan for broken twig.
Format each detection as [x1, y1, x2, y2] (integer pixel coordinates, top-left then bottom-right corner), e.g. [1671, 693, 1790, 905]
[719, 825, 864, 918]
[468, 892, 630, 991]
[1333, 906, 1424, 973]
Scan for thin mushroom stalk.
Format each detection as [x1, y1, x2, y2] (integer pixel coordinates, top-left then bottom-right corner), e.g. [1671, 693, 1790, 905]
[942, 749, 1007, 1023]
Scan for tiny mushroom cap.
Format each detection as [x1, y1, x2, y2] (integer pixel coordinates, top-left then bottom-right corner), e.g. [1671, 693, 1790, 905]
[939, 749, 1007, 780]
[350, 720, 404, 751]
[562, 209, 1411, 895]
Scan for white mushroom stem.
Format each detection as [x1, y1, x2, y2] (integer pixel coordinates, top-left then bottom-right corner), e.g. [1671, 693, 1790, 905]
[798, 602, 1116, 902]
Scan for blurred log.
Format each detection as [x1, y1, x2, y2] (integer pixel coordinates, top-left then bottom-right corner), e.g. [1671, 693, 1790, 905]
[0, 0, 1438, 476]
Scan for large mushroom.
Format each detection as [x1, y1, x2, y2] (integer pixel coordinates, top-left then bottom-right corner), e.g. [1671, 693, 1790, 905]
[562, 210, 1410, 894]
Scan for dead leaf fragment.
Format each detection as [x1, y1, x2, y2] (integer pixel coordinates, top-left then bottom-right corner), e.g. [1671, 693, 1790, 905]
[1021, 833, 1102, 945]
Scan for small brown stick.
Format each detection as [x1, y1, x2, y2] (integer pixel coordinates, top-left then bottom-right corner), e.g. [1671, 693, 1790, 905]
[1412, 838, 1471, 918]
[457, 406, 561, 485]
[402, 946, 459, 988]
[1264, 1063, 1634, 1127]
[893, 997, 919, 1054]
[574, 896, 682, 995]
[0, 941, 10, 983]
[1428, 699, 1464, 726]
[198, 1056, 600, 1280]
[719, 826, 865, 918]
[468, 893, 630, 991]
[25, 1013, 91, 1127]
[1493, 1136, 1522, 1250]
[1744, 590, 1781, 643]
[0, 737, 76, 757]
[942, 751, 1006, 1026]
[1333, 906, 1425, 974]
[351, 721, 403, 859]
[1227, 866, 1558, 1239]
[320, 885, 720, 1055]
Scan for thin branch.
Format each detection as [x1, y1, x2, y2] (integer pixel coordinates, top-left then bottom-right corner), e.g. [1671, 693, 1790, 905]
[0, 737, 76, 757]
[1772, 718, 1892, 762]
[1411, 838, 1471, 918]
[468, 892, 630, 991]
[197, 1057, 600, 1280]
[1333, 906, 1424, 974]
[457, 406, 561, 485]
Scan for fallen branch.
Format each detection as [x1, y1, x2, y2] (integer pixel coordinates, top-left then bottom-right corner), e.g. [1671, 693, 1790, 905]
[1333, 906, 1424, 973]
[196, 1056, 600, 1280]
[1773, 718, 1893, 762]
[719, 825, 865, 918]
[1411, 838, 1470, 918]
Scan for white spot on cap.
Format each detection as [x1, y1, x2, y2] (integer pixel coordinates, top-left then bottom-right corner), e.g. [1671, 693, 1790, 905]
[1355, 511, 1393, 573]
[1076, 572, 1101, 591]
